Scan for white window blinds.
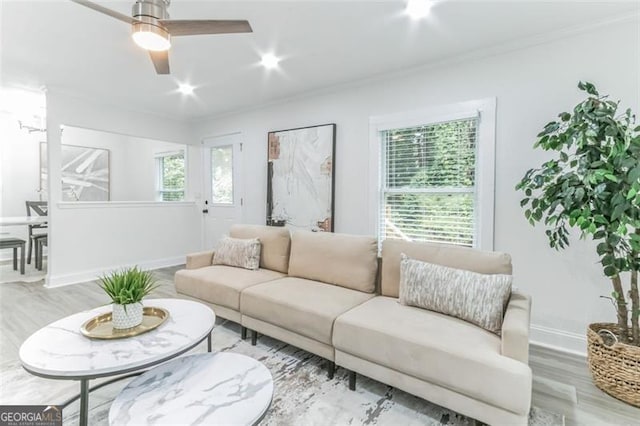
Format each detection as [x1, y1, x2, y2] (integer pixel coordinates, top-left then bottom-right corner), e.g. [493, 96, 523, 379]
[379, 116, 479, 247]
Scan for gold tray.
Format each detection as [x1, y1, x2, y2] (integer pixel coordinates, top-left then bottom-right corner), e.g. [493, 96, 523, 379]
[80, 307, 169, 340]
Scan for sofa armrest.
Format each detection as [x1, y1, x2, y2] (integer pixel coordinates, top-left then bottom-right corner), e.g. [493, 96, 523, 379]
[186, 251, 215, 269]
[501, 290, 531, 364]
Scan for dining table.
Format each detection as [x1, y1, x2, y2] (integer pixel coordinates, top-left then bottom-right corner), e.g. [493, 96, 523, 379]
[0, 216, 48, 227]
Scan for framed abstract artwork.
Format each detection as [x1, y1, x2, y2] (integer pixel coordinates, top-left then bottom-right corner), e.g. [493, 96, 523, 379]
[267, 123, 336, 232]
[40, 142, 111, 202]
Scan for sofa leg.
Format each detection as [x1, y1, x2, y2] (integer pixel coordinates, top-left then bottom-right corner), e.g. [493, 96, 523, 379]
[241, 326, 247, 340]
[348, 370, 356, 391]
[327, 361, 335, 379]
[251, 330, 257, 346]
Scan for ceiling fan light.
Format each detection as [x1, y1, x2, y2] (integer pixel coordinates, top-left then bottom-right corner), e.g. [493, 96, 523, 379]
[132, 24, 171, 51]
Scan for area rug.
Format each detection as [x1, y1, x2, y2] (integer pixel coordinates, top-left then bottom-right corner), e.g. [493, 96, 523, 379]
[1, 321, 563, 425]
[0, 260, 46, 284]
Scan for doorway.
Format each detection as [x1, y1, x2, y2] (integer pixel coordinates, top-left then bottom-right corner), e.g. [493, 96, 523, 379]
[202, 133, 244, 248]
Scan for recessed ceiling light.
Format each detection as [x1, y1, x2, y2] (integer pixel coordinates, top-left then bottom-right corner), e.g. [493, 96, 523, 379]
[260, 53, 280, 69]
[178, 83, 194, 95]
[405, 0, 433, 20]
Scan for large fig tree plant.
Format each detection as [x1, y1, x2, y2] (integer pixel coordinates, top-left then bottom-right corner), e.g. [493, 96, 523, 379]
[517, 82, 640, 346]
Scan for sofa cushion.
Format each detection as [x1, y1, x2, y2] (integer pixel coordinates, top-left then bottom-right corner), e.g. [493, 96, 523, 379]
[333, 296, 532, 415]
[241, 277, 374, 344]
[212, 237, 261, 270]
[399, 255, 512, 335]
[381, 239, 512, 298]
[287, 231, 378, 293]
[230, 224, 291, 273]
[175, 266, 285, 311]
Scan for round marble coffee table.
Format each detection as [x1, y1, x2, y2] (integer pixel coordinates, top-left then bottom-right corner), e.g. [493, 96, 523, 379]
[109, 353, 274, 425]
[19, 298, 215, 426]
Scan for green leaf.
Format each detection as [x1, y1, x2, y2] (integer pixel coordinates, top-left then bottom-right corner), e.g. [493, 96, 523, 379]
[596, 242, 609, 255]
[607, 234, 621, 246]
[594, 215, 607, 224]
[629, 166, 640, 182]
[604, 265, 617, 277]
[612, 203, 626, 221]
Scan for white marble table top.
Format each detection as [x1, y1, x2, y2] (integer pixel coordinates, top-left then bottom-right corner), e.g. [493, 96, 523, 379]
[0, 216, 48, 226]
[19, 299, 215, 379]
[109, 352, 274, 426]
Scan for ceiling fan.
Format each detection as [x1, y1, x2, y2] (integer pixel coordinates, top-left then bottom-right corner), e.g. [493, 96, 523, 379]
[70, 0, 252, 75]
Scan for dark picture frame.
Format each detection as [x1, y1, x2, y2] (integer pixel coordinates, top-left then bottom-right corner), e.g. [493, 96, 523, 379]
[267, 123, 336, 232]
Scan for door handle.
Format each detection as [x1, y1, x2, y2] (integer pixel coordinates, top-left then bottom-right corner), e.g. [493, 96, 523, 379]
[202, 200, 209, 214]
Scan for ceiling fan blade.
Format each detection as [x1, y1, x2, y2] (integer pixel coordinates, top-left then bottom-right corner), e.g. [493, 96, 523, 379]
[159, 20, 252, 36]
[70, 0, 139, 24]
[149, 50, 170, 75]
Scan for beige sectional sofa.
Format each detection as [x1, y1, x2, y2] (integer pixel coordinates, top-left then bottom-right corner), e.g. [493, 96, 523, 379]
[175, 225, 532, 425]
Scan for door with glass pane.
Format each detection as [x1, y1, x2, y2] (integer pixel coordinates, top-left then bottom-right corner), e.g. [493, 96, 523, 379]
[202, 133, 243, 248]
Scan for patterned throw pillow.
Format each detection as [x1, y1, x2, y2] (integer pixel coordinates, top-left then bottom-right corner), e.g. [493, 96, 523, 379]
[398, 254, 512, 335]
[212, 237, 261, 270]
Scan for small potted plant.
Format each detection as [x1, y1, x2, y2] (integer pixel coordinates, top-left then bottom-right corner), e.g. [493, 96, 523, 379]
[98, 266, 158, 330]
[517, 82, 640, 406]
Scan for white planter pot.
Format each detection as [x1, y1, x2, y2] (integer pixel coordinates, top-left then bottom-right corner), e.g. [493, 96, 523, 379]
[112, 302, 143, 329]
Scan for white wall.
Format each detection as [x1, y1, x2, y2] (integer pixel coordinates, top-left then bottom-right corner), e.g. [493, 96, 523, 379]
[193, 19, 640, 354]
[46, 91, 201, 287]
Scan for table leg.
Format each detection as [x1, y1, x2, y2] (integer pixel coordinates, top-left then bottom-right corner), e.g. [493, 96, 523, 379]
[207, 332, 212, 352]
[79, 379, 89, 426]
[19, 245, 25, 275]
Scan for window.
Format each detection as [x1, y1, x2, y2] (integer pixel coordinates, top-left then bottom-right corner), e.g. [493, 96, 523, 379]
[156, 151, 185, 201]
[372, 99, 496, 249]
[211, 145, 233, 204]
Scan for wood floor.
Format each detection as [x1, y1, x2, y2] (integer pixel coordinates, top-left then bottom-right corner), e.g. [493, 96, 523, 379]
[1, 266, 639, 425]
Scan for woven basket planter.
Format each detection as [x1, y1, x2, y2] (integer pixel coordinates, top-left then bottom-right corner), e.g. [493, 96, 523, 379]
[587, 323, 640, 407]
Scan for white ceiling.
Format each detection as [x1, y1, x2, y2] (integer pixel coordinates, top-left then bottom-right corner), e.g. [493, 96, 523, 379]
[2, 0, 638, 120]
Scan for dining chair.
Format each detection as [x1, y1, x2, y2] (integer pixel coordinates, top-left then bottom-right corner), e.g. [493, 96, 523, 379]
[0, 238, 26, 274]
[25, 201, 48, 265]
[36, 235, 48, 271]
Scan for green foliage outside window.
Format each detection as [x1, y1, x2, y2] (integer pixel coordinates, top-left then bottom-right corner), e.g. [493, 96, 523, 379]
[383, 119, 477, 246]
[159, 153, 185, 201]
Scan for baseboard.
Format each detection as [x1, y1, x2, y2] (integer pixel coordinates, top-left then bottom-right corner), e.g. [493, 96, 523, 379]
[530, 324, 587, 358]
[45, 256, 184, 288]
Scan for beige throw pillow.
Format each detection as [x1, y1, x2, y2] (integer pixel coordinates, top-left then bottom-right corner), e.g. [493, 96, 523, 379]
[212, 237, 261, 270]
[399, 254, 512, 335]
